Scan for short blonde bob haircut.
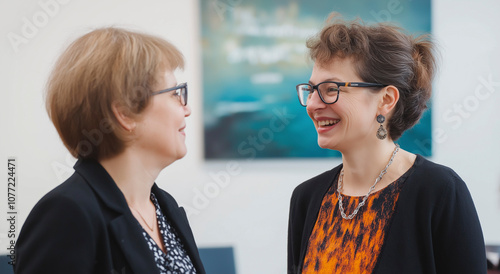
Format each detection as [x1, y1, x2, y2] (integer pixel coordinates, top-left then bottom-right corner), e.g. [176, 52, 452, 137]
[46, 27, 184, 160]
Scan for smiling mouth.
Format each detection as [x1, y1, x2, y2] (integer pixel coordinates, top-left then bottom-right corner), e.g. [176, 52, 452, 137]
[317, 119, 340, 127]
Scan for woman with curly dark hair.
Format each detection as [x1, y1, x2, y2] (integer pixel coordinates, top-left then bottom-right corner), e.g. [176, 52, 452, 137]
[288, 14, 486, 274]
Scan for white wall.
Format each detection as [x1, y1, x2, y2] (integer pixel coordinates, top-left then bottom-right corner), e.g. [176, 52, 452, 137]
[432, 0, 500, 247]
[1, 1, 499, 273]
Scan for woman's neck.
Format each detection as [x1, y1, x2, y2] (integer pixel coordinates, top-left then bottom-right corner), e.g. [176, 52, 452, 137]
[99, 147, 161, 209]
[339, 140, 412, 196]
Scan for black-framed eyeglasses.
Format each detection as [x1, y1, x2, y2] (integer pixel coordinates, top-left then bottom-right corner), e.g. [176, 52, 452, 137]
[296, 81, 387, 107]
[152, 82, 188, 106]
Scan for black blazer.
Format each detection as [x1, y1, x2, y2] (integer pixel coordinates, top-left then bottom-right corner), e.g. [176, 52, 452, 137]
[14, 159, 206, 274]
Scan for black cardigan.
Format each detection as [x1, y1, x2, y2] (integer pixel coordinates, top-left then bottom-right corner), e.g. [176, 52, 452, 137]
[288, 155, 487, 274]
[14, 159, 206, 274]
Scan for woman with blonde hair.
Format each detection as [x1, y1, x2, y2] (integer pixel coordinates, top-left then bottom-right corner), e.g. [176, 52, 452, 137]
[288, 15, 486, 273]
[15, 27, 205, 274]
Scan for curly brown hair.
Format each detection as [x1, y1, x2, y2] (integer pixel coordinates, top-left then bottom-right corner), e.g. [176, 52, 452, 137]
[307, 13, 437, 140]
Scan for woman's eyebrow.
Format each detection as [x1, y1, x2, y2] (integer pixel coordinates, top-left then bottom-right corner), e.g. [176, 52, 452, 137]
[308, 77, 343, 85]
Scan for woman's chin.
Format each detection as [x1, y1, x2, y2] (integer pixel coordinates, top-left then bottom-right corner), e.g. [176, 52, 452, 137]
[177, 147, 188, 160]
[317, 136, 339, 150]
[317, 141, 336, 150]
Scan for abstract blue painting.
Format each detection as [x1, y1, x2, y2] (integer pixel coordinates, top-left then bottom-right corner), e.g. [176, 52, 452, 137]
[201, 0, 432, 159]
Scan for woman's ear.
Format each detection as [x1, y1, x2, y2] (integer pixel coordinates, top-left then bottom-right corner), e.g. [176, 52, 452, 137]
[378, 85, 400, 115]
[111, 102, 136, 132]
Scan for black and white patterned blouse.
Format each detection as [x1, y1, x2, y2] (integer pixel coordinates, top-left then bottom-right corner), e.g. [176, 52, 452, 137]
[139, 193, 197, 274]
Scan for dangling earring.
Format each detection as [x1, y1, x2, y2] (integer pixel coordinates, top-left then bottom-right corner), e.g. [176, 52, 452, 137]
[376, 114, 387, 140]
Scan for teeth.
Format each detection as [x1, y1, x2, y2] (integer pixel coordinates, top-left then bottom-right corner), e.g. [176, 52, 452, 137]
[318, 119, 340, 126]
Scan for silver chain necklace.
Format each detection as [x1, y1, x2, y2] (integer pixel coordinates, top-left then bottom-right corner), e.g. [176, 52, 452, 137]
[337, 144, 400, 220]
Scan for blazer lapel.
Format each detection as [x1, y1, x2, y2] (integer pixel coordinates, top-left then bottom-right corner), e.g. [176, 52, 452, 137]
[152, 185, 206, 274]
[74, 159, 159, 274]
[109, 215, 160, 274]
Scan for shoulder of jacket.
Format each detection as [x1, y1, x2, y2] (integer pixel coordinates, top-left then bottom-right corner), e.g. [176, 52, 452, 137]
[33, 172, 101, 219]
[409, 156, 465, 193]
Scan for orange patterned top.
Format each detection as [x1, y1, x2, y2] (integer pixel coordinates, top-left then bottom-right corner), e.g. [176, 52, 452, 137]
[302, 172, 407, 274]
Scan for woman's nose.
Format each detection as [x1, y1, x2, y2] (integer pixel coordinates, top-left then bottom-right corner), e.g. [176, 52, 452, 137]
[306, 89, 326, 111]
[184, 104, 192, 117]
